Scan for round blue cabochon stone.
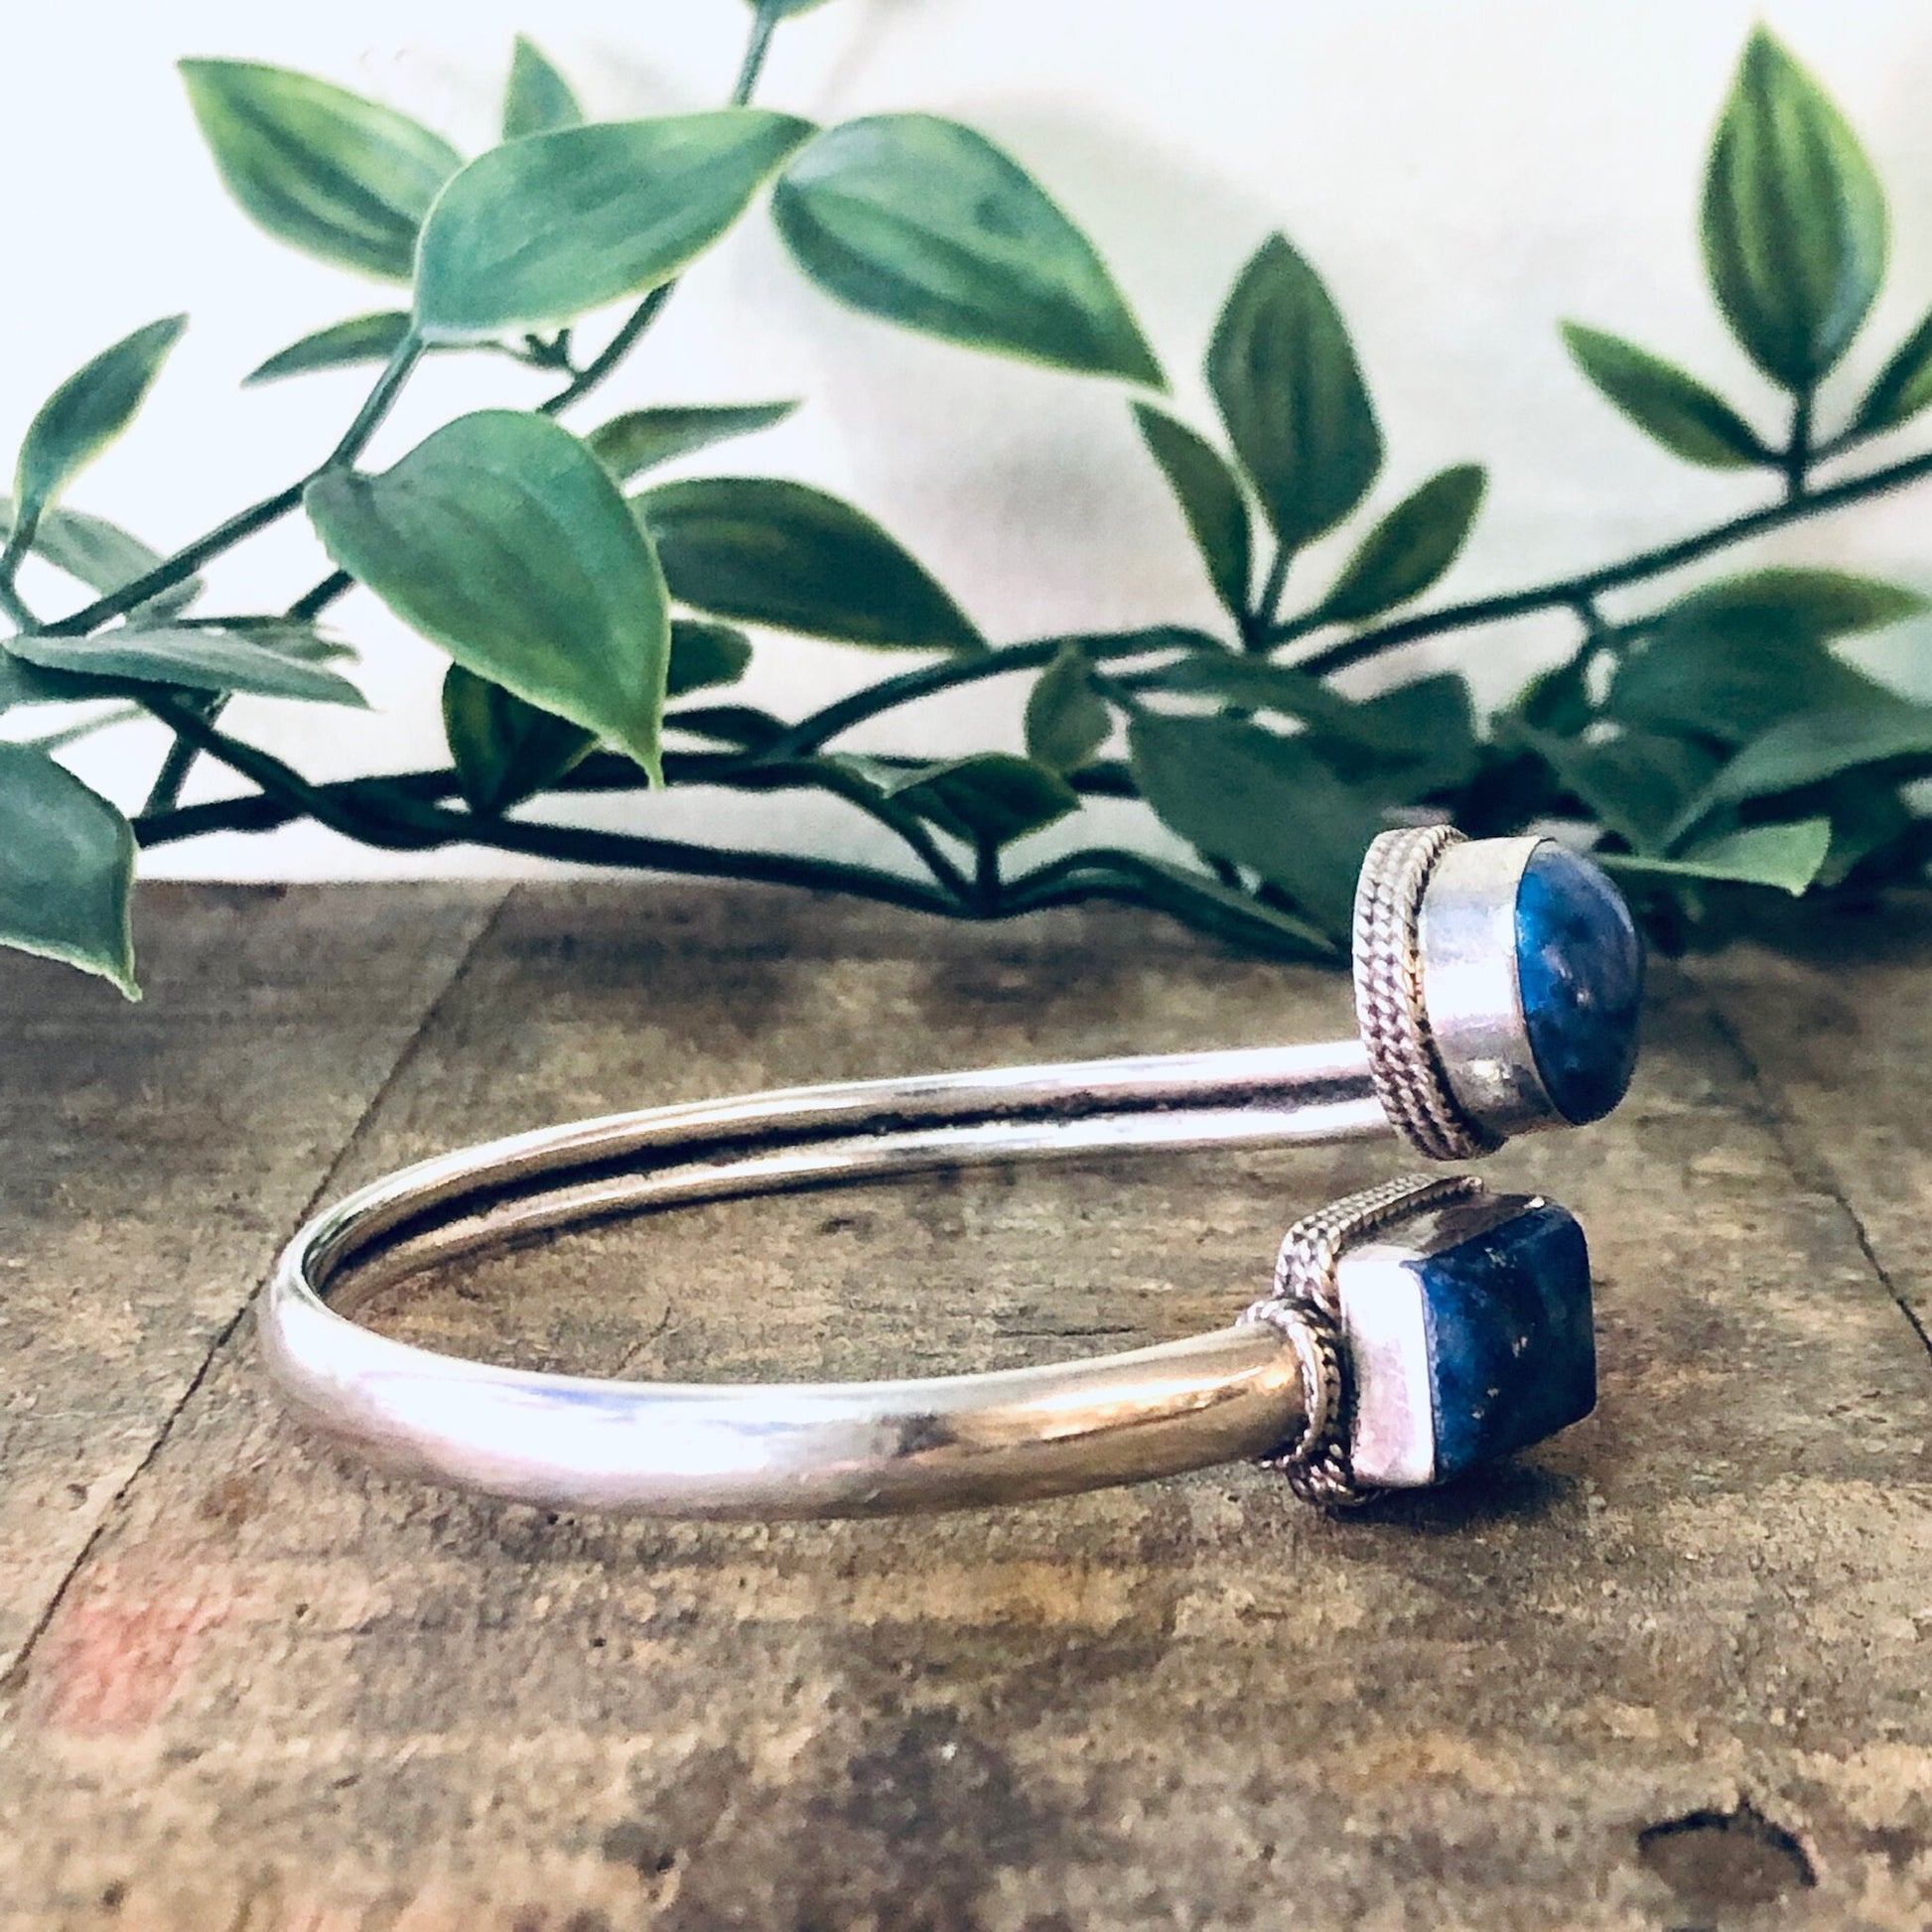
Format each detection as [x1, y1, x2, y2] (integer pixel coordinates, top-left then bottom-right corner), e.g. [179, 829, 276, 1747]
[1515, 843, 1643, 1125]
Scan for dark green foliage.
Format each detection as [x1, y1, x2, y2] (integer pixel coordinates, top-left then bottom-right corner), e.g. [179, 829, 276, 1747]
[1207, 234, 1381, 551]
[634, 477, 982, 651]
[4, 16, 1929, 996]
[773, 115, 1162, 384]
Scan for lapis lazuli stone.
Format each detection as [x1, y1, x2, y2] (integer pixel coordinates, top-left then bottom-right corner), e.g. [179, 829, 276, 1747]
[1418, 1200, 1595, 1479]
[1515, 842, 1643, 1125]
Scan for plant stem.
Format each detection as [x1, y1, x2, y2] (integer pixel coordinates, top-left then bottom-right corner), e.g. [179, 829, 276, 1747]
[135, 692, 979, 906]
[128, 747, 1142, 846]
[285, 569, 353, 622]
[139, 691, 449, 848]
[47, 333, 426, 641]
[132, 334, 428, 812]
[973, 838, 1001, 913]
[327, 332, 426, 464]
[1244, 544, 1292, 649]
[733, 1, 783, 105]
[1282, 443, 1932, 678]
[1784, 388, 1814, 501]
[280, 1, 783, 628]
[538, 282, 674, 419]
[770, 627, 1213, 758]
[1001, 847, 1333, 957]
[129, 780, 1297, 946]
[131, 779, 963, 917]
[0, 506, 43, 605]
[531, 0, 776, 418]
[0, 576, 39, 631]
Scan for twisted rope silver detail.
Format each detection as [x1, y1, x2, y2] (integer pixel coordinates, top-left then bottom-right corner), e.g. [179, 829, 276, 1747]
[1243, 1172, 1486, 1506]
[1352, 826, 1498, 1163]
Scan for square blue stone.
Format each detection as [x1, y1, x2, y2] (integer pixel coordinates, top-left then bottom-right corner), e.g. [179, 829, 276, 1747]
[1416, 1200, 1595, 1479]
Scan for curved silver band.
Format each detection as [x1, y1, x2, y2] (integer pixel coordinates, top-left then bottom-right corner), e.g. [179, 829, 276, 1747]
[263, 830, 1633, 1521]
[263, 1038, 1398, 1519]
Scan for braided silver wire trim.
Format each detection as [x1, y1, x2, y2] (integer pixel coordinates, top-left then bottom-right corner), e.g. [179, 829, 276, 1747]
[1241, 1172, 1486, 1506]
[1352, 826, 1499, 1163]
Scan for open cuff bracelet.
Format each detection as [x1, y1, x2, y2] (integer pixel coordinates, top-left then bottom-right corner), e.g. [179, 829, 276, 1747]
[261, 827, 1643, 1520]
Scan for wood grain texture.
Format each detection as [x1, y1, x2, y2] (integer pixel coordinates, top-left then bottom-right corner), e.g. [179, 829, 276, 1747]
[0, 884, 506, 1680]
[1685, 901, 1932, 1343]
[1, 881, 1929, 1931]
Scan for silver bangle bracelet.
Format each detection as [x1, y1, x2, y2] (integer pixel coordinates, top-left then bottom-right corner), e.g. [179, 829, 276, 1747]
[261, 827, 1643, 1520]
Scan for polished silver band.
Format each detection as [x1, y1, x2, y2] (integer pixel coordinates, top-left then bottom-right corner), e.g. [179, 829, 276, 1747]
[260, 831, 1608, 1520]
[262, 1040, 1389, 1520]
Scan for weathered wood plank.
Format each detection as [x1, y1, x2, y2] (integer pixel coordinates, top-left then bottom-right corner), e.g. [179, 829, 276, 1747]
[2, 882, 1930, 1930]
[0, 883, 506, 1679]
[1684, 898, 1932, 1343]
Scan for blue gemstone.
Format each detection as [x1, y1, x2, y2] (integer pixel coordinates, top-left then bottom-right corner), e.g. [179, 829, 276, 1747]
[1515, 842, 1643, 1125]
[1419, 1201, 1595, 1480]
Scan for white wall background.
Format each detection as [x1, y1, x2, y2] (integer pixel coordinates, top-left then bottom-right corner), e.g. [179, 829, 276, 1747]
[7, 0, 1932, 880]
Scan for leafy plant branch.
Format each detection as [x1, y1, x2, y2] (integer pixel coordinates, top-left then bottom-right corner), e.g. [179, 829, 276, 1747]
[1277, 439, 1932, 677]
[3, 12, 1932, 999]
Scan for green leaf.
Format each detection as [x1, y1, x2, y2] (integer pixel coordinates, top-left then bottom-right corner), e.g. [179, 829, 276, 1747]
[415, 111, 812, 341]
[1850, 310, 1932, 437]
[885, 754, 1078, 848]
[1134, 653, 1416, 753]
[1025, 643, 1112, 773]
[1318, 465, 1485, 623]
[1136, 658, 1479, 805]
[243, 311, 413, 386]
[0, 742, 137, 997]
[1691, 703, 1932, 813]
[1607, 570, 1926, 745]
[0, 497, 202, 617]
[1559, 325, 1768, 468]
[1512, 647, 1596, 738]
[1607, 630, 1896, 747]
[1128, 711, 1385, 935]
[1131, 405, 1250, 618]
[21, 707, 149, 757]
[749, 0, 839, 14]
[0, 650, 95, 711]
[635, 477, 980, 651]
[1660, 566, 1926, 640]
[180, 60, 461, 281]
[12, 318, 186, 530]
[1601, 817, 1833, 896]
[1206, 234, 1381, 552]
[172, 615, 355, 661]
[1815, 780, 1917, 886]
[1516, 724, 1723, 854]
[4, 622, 364, 707]
[502, 36, 582, 142]
[1314, 672, 1481, 803]
[587, 402, 798, 483]
[307, 409, 672, 779]
[442, 665, 595, 816]
[1102, 856, 1336, 958]
[662, 704, 788, 750]
[1701, 29, 1887, 390]
[666, 618, 753, 698]
[771, 114, 1161, 385]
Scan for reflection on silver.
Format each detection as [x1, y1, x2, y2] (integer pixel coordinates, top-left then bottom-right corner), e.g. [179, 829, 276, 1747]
[1417, 836, 1559, 1139]
[260, 832, 1614, 1521]
[262, 1042, 1371, 1519]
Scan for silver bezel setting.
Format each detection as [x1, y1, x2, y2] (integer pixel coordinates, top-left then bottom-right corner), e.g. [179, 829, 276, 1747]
[1415, 834, 1563, 1140]
[1351, 827, 1495, 1161]
[1340, 1189, 1545, 1487]
[1249, 1179, 1579, 1501]
[1352, 828, 1576, 1156]
[1244, 1172, 1486, 1505]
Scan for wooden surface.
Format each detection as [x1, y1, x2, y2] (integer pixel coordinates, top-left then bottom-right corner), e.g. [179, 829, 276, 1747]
[2, 879, 1930, 1931]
